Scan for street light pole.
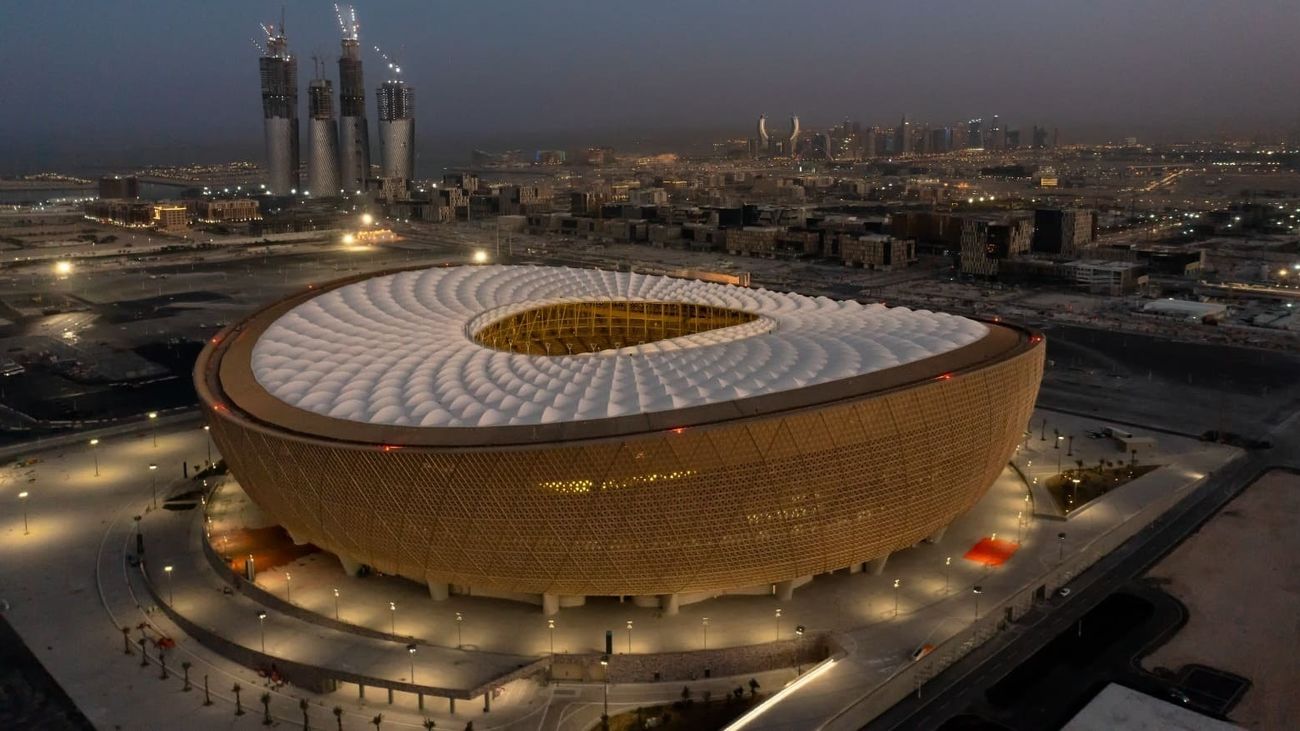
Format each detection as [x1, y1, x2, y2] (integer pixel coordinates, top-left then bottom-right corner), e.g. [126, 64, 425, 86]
[333, 588, 340, 620]
[944, 557, 952, 594]
[893, 579, 901, 617]
[702, 616, 709, 650]
[456, 612, 463, 648]
[203, 425, 212, 466]
[284, 572, 292, 603]
[1057, 532, 1067, 562]
[164, 565, 174, 604]
[257, 610, 267, 653]
[626, 620, 633, 653]
[90, 438, 100, 476]
[972, 585, 983, 621]
[389, 601, 397, 635]
[547, 618, 555, 654]
[600, 655, 609, 726]
[18, 491, 30, 535]
[148, 463, 158, 509]
[774, 608, 782, 642]
[149, 411, 158, 447]
[407, 644, 417, 684]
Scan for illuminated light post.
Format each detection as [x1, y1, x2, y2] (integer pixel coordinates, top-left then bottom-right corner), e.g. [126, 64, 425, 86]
[407, 644, 417, 684]
[284, 572, 292, 603]
[257, 610, 267, 653]
[893, 579, 901, 617]
[148, 463, 159, 509]
[775, 608, 782, 642]
[163, 565, 174, 604]
[702, 616, 709, 650]
[794, 625, 806, 674]
[18, 491, 30, 535]
[333, 588, 340, 620]
[547, 618, 555, 654]
[626, 619, 633, 654]
[972, 585, 983, 621]
[944, 556, 952, 594]
[1057, 532, 1067, 562]
[149, 411, 158, 447]
[90, 438, 100, 476]
[389, 601, 397, 635]
[203, 425, 212, 466]
[1016, 511, 1024, 544]
[599, 655, 610, 725]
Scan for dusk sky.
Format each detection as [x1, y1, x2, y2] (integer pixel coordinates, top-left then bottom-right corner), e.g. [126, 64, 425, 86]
[2, 0, 1299, 173]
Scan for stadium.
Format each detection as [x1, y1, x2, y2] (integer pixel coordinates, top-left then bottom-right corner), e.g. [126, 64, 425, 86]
[195, 264, 1044, 613]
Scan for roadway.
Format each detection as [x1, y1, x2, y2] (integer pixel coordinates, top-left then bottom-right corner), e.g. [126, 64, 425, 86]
[863, 409, 1300, 730]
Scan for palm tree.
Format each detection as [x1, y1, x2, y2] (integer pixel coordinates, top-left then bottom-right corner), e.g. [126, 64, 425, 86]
[181, 661, 192, 692]
[748, 678, 760, 697]
[423, 719, 437, 730]
[333, 706, 344, 731]
[371, 713, 383, 730]
[233, 683, 245, 716]
[261, 692, 272, 725]
[300, 698, 310, 730]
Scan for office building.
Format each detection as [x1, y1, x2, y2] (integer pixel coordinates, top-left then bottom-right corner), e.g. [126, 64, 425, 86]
[258, 20, 300, 195]
[306, 71, 340, 197]
[377, 80, 414, 182]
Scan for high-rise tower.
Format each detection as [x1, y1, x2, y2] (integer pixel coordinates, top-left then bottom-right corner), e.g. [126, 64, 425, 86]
[335, 5, 370, 193]
[377, 77, 414, 182]
[307, 60, 340, 197]
[258, 17, 299, 195]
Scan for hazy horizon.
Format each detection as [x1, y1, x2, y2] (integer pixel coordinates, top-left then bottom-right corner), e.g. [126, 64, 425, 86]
[3, 0, 1299, 175]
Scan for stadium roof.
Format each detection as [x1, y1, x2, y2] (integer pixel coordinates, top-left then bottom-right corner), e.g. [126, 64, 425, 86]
[246, 265, 988, 430]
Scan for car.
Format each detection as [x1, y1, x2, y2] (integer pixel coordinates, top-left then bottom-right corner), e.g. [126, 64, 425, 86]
[911, 643, 936, 661]
[1058, 587, 1072, 597]
[1167, 688, 1191, 704]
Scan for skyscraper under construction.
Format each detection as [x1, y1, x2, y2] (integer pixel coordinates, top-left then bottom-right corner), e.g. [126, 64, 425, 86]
[307, 64, 340, 197]
[377, 79, 414, 182]
[336, 5, 370, 193]
[258, 19, 299, 195]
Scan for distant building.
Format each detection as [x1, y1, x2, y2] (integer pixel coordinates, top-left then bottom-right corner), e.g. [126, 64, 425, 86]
[959, 216, 1033, 276]
[337, 31, 371, 194]
[258, 21, 300, 194]
[85, 199, 153, 227]
[189, 198, 261, 223]
[152, 204, 189, 232]
[1032, 208, 1097, 255]
[377, 80, 414, 182]
[307, 74, 341, 197]
[840, 235, 916, 270]
[98, 176, 139, 200]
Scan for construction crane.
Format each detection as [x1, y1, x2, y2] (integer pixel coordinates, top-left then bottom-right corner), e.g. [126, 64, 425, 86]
[334, 4, 359, 41]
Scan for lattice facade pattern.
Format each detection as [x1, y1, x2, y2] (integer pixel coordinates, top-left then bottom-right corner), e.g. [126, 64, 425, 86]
[203, 342, 1043, 598]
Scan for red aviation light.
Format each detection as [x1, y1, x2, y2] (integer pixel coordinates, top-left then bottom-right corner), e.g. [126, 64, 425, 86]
[936, 373, 954, 381]
[671, 427, 686, 434]
[380, 444, 402, 452]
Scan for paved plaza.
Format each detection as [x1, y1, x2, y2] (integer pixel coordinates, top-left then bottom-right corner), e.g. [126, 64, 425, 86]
[0, 409, 1238, 730]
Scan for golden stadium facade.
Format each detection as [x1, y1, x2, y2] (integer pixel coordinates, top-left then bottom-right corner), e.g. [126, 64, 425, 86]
[196, 265, 1044, 608]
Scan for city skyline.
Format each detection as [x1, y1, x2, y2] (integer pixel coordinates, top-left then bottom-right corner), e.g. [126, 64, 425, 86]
[3, 0, 1300, 174]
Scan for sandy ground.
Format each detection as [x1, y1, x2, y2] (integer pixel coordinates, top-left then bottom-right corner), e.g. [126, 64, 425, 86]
[1142, 469, 1300, 730]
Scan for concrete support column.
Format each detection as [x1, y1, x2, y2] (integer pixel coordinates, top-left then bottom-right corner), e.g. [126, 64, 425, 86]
[338, 555, 363, 577]
[866, 555, 889, 576]
[449, 698, 455, 714]
[542, 593, 560, 616]
[848, 563, 863, 575]
[775, 580, 796, 601]
[632, 595, 660, 609]
[418, 693, 424, 710]
[660, 593, 680, 616]
[927, 525, 948, 544]
[483, 692, 491, 713]
[286, 529, 310, 546]
[427, 582, 449, 602]
[358, 685, 365, 699]
[387, 688, 394, 704]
